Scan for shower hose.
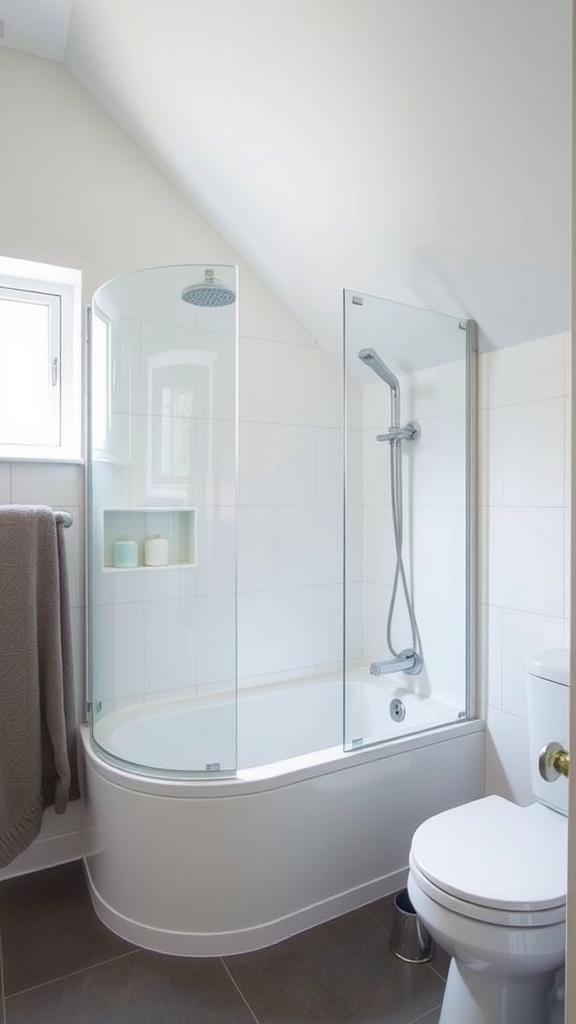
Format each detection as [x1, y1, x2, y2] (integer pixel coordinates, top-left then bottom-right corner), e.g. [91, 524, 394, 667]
[386, 436, 423, 673]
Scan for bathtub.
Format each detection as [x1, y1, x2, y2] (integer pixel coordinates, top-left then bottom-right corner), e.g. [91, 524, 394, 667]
[81, 672, 484, 956]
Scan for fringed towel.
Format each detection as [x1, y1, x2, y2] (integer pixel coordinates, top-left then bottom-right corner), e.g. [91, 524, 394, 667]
[0, 504, 79, 868]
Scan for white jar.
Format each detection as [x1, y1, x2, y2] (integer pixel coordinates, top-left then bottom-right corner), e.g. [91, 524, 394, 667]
[144, 535, 169, 567]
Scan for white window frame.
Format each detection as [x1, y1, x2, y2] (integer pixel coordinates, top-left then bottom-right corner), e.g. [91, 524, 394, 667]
[0, 256, 82, 462]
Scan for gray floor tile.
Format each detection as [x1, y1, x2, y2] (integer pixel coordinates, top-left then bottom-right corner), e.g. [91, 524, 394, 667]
[225, 907, 445, 1024]
[0, 861, 135, 995]
[366, 893, 397, 935]
[4, 950, 257, 1024]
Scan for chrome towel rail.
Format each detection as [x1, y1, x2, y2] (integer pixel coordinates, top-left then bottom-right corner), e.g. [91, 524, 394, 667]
[54, 510, 73, 528]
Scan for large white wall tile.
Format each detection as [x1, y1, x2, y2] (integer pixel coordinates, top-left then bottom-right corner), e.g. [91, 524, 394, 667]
[479, 333, 567, 410]
[344, 581, 364, 663]
[277, 343, 319, 426]
[238, 422, 277, 505]
[362, 379, 393, 432]
[109, 318, 141, 416]
[318, 427, 345, 506]
[484, 706, 532, 806]
[411, 413, 466, 507]
[346, 375, 363, 431]
[237, 506, 278, 592]
[196, 593, 236, 686]
[345, 501, 364, 584]
[239, 423, 317, 506]
[239, 335, 278, 422]
[413, 506, 466, 604]
[500, 608, 565, 719]
[277, 506, 342, 588]
[276, 587, 318, 670]
[314, 348, 343, 429]
[362, 429, 391, 507]
[315, 584, 344, 666]
[192, 417, 235, 508]
[142, 566, 182, 603]
[237, 590, 279, 678]
[144, 596, 197, 695]
[501, 398, 565, 506]
[92, 602, 144, 702]
[363, 504, 397, 585]
[94, 566, 145, 605]
[195, 506, 236, 595]
[487, 507, 565, 617]
[404, 360, 467, 421]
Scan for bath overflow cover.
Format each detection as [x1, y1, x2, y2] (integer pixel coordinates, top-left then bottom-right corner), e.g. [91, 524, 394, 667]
[389, 698, 406, 722]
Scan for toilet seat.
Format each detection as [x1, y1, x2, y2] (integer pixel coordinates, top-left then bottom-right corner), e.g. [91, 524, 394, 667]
[409, 795, 567, 928]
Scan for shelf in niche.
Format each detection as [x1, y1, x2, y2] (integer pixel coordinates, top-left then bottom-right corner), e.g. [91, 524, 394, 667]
[102, 507, 196, 571]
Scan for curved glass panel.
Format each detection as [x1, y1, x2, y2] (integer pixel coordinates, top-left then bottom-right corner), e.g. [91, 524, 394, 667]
[88, 265, 238, 776]
[343, 290, 476, 751]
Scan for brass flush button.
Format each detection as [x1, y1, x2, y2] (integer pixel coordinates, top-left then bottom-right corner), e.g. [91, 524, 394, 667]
[539, 741, 570, 782]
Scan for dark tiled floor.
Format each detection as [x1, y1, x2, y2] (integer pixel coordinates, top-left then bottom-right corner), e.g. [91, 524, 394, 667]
[0, 862, 447, 1023]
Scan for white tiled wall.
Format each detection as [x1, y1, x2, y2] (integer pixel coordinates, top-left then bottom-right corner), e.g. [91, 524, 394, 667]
[92, 319, 346, 704]
[479, 332, 571, 804]
[359, 358, 468, 708]
[237, 335, 345, 684]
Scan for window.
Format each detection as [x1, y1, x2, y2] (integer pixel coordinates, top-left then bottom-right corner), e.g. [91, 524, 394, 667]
[0, 257, 82, 461]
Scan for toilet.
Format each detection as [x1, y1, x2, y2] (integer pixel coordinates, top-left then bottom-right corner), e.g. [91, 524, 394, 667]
[407, 649, 569, 1024]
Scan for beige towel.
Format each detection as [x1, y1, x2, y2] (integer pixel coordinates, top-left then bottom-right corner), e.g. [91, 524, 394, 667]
[0, 504, 79, 868]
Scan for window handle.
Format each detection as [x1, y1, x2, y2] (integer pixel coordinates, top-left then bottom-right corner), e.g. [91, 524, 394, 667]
[52, 357, 59, 386]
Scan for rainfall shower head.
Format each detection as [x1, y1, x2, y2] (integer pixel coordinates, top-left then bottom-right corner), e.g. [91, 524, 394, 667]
[181, 269, 236, 307]
[358, 348, 399, 392]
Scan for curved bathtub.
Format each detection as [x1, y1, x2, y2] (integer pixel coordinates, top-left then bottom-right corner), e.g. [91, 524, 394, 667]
[81, 675, 484, 956]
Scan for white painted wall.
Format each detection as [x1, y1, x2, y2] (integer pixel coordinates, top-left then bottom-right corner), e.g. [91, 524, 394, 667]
[479, 332, 571, 803]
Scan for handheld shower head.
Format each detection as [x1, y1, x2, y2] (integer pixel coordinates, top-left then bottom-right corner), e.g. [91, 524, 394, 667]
[358, 348, 399, 391]
[358, 347, 401, 428]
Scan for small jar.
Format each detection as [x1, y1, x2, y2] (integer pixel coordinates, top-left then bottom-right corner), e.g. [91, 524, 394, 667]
[113, 539, 138, 569]
[144, 534, 169, 567]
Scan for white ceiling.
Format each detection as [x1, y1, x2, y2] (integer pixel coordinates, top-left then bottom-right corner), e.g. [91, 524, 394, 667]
[2, 0, 572, 355]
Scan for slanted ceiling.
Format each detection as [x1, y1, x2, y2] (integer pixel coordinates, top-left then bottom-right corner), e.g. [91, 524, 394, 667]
[2, 0, 573, 354]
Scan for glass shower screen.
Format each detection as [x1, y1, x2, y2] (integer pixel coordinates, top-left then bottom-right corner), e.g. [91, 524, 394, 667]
[343, 289, 476, 751]
[88, 265, 238, 777]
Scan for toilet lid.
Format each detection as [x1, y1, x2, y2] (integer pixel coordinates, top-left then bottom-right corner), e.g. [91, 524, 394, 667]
[410, 795, 567, 913]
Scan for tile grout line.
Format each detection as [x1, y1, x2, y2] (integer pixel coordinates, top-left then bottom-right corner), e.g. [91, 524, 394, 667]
[427, 961, 448, 985]
[220, 958, 261, 1024]
[405, 1004, 443, 1024]
[3, 948, 140, 1000]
